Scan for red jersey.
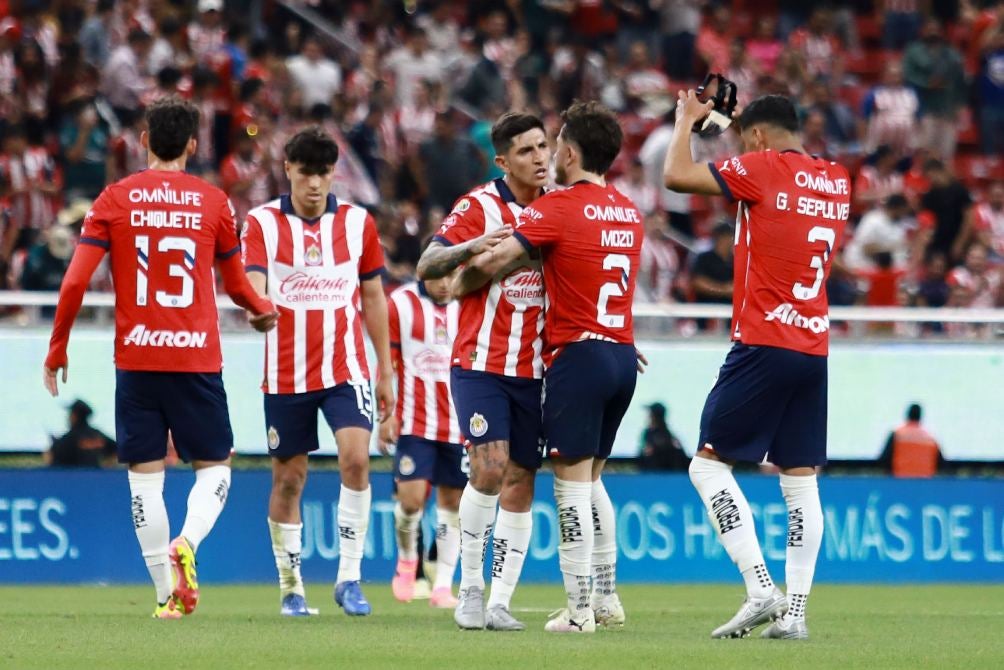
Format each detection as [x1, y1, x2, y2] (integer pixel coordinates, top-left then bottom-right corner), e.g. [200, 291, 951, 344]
[80, 169, 243, 372]
[241, 194, 385, 394]
[388, 282, 461, 444]
[710, 150, 851, 356]
[514, 182, 643, 357]
[433, 178, 544, 379]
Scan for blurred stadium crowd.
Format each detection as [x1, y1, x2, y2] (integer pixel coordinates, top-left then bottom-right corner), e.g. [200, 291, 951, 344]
[1, 0, 1003, 328]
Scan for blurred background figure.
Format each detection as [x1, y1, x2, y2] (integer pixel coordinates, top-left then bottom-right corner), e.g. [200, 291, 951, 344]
[638, 402, 688, 472]
[878, 403, 944, 478]
[46, 399, 116, 468]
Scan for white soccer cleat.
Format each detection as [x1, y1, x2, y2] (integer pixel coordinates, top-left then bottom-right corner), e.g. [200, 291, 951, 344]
[544, 607, 596, 633]
[454, 586, 486, 630]
[761, 616, 809, 640]
[485, 604, 526, 631]
[591, 593, 625, 629]
[711, 588, 788, 639]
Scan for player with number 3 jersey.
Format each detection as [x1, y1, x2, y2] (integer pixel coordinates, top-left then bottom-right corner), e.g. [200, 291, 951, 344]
[664, 92, 850, 641]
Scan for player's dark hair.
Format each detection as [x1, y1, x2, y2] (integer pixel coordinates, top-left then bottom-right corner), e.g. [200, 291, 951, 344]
[490, 112, 544, 154]
[907, 403, 922, 422]
[738, 94, 800, 133]
[559, 100, 623, 175]
[145, 96, 199, 161]
[284, 126, 339, 175]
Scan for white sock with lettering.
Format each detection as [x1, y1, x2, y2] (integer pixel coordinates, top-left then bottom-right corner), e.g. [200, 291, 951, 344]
[394, 502, 422, 562]
[128, 470, 172, 604]
[458, 484, 499, 590]
[268, 518, 305, 598]
[780, 473, 823, 621]
[336, 485, 370, 584]
[433, 507, 460, 591]
[180, 465, 231, 553]
[487, 508, 532, 609]
[555, 478, 594, 613]
[590, 477, 618, 604]
[688, 457, 774, 598]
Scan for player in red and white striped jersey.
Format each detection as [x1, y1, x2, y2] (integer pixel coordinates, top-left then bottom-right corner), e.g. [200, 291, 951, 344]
[380, 277, 466, 608]
[242, 127, 394, 617]
[416, 113, 550, 631]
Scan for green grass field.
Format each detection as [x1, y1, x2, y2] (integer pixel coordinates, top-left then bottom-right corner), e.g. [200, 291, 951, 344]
[2, 584, 1002, 669]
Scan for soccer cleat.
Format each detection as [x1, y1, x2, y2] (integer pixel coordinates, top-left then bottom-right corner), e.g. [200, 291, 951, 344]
[591, 593, 626, 629]
[544, 607, 596, 633]
[391, 559, 418, 602]
[280, 592, 311, 617]
[711, 588, 788, 639]
[454, 586, 486, 629]
[486, 604, 526, 631]
[169, 536, 199, 615]
[412, 577, 432, 601]
[761, 616, 810, 640]
[334, 581, 372, 616]
[429, 587, 459, 609]
[152, 597, 183, 620]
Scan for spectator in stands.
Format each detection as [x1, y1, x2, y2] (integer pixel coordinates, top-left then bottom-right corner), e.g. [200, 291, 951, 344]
[846, 194, 913, 272]
[657, 0, 702, 81]
[348, 101, 386, 187]
[903, 19, 967, 161]
[415, 0, 461, 57]
[696, 4, 732, 75]
[801, 109, 834, 158]
[106, 109, 147, 183]
[960, 181, 1004, 262]
[46, 399, 116, 468]
[638, 212, 679, 305]
[854, 145, 905, 214]
[691, 222, 734, 313]
[624, 41, 671, 115]
[638, 402, 688, 472]
[788, 7, 843, 79]
[189, 0, 226, 64]
[101, 28, 152, 123]
[220, 125, 274, 230]
[59, 97, 109, 201]
[0, 123, 61, 238]
[878, 403, 943, 478]
[614, 157, 658, 217]
[862, 61, 920, 155]
[21, 224, 73, 300]
[976, 12, 1004, 156]
[286, 35, 342, 111]
[148, 15, 193, 77]
[948, 242, 1003, 309]
[748, 15, 783, 76]
[802, 77, 860, 157]
[414, 111, 483, 213]
[398, 79, 438, 152]
[882, 0, 923, 50]
[920, 159, 973, 261]
[79, 0, 115, 69]
[915, 250, 951, 308]
[13, 38, 51, 138]
[385, 26, 443, 109]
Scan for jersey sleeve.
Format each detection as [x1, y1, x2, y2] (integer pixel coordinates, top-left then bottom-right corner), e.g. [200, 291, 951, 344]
[708, 152, 773, 204]
[215, 197, 241, 260]
[359, 212, 385, 279]
[80, 188, 116, 250]
[433, 196, 487, 247]
[240, 213, 268, 273]
[512, 197, 562, 251]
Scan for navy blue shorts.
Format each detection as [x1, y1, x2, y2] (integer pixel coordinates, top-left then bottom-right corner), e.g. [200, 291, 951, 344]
[115, 370, 233, 465]
[543, 340, 638, 461]
[264, 382, 374, 458]
[394, 436, 468, 489]
[450, 368, 544, 471]
[699, 343, 828, 468]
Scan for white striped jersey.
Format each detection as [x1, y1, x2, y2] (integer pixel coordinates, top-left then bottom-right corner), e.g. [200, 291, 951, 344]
[241, 194, 385, 394]
[388, 282, 461, 444]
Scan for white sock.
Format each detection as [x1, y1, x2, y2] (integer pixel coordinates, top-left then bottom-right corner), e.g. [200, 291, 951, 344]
[780, 473, 823, 621]
[688, 457, 774, 598]
[487, 508, 532, 609]
[128, 470, 172, 604]
[268, 518, 305, 597]
[590, 477, 617, 603]
[458, 483, 499, 590]
[180, 465, 231, 553]
[394, 502, 423, 562]
[336, 485, 371, 584]
[555, 478, 593, 613]
[433, 507, 460, 591]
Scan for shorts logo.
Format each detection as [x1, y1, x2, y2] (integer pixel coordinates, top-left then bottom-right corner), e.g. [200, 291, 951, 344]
[469, 413, 488, 438]
[399, 454, 416, 477]
[267, 426, 280, 450]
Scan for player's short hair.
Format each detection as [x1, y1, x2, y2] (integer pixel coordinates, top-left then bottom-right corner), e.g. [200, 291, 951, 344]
[145, 96, 200, 161]
[738, 95, 800, 133]
[490, 112, 544, 154]
[559, 100, 623, 175]
[284, 126, 339, 175]
[907, 403, 922, 422]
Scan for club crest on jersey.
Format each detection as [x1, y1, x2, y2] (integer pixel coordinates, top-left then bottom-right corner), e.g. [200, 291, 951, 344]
[398, 455, 416, 477]
[305, 244, 322, 266]
[452, 198, 471, 214]
[435, 323, 448, 344]
[267, 426, 280, 450]
[469, 413, 488, 438]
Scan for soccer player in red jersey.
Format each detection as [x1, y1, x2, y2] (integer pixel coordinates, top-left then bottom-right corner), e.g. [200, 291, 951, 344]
[664, 92, 851, 640]
[42, 97, 278, 619]
[457, 102, 644, 633]
[416, 113, 549, 631]
[380, 274, 465, 608]
[241, 127, 394, 617]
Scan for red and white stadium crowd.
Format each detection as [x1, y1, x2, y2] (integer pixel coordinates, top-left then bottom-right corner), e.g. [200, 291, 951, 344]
[1, 0, 1003, 329]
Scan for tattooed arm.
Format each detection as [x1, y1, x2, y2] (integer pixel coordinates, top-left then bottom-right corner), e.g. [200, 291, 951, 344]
[416, 228, 512, 279]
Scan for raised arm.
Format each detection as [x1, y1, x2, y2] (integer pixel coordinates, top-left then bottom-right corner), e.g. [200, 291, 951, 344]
[663, 90, 726, 196]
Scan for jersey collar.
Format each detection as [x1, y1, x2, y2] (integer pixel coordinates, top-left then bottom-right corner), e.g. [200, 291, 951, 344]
[494, 177, 518, 204]
[417, 280, 449, 306]
[279, 193, 339, 224]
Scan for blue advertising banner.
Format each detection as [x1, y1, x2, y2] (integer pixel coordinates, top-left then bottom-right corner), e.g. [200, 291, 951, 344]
[1, 470, 1002, 584]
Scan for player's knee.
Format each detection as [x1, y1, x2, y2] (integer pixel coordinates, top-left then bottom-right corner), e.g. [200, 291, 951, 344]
[466, 440, 508, 493]
[273, 469, 306, 501]
[339, 452, 370, 487]
[397, 485, 425, 514]
[499, 465, 534, 511]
